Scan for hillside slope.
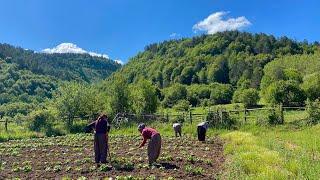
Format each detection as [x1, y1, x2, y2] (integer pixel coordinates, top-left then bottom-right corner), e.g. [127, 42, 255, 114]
[0, 43, 121, 82]
[115, 31, 317, 88]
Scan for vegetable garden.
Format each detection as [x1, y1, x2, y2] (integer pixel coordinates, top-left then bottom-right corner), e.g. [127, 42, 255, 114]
[0, 134, 224, 179]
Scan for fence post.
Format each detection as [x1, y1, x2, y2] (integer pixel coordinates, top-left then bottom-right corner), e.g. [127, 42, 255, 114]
[280, 104, 284, 124]
[5, 118, 8, 132]
[244, 108, 247, 122]
[166, 113, 169, 122]
[189, 111, 192, 124]
[219, 110, 223, 123]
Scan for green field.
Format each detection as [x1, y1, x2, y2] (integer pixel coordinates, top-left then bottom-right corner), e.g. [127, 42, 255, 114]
[1, 104, 319, 179]
[110, 106, 320, 179]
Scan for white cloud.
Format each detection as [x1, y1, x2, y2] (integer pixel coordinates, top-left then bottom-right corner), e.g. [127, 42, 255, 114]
[42, 43, 110, 59]
[193, 11, 251, 34]
[170, 33, 181, 38]
[114, 59, 124, 65]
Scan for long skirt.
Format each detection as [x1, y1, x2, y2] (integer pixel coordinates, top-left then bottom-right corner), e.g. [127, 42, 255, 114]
[197, 126, 206, 141]
[94, 133, 107, 163]
[173, 125, 182, 137]
[148, 133, 161, 164]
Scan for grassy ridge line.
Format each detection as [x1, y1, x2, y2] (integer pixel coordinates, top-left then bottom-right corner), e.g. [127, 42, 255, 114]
[220, 125, 320, 179]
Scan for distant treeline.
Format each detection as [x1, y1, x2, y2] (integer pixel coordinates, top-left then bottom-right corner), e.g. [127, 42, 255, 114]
[0, 43, 121, 82]
[110, 31, 320, 108]
[2, 31, 320, 136]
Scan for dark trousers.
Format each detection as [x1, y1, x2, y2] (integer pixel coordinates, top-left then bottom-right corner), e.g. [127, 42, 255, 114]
[174, 125, 182, 137]
[197, 126, 206, 141]
[94, 133, 107, 163]
[148, 134, 161, 164]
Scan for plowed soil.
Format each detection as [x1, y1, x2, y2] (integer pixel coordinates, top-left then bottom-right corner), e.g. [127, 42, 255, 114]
[0, 134, 224, 179]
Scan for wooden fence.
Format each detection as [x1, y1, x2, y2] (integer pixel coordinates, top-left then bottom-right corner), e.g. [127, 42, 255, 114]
[0, 106, 309, 131]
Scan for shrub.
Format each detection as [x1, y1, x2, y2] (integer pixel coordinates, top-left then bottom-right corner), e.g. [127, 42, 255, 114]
[306, 99, 320, 125]
[28, 110, 55, 132]
[131, 80, 159, 114]
[162, 84, 187, 108]
[45, 125, 66, 137]
[171, 115, 185, 124]
[263, 80, 306, 107]
[210, 83, 233, 104]
[301, 73, 320, 101]
[233, 88, 259, 108]
[267, 107, 284, 125]
[206, 110, 236, 129]
[69, 121, 88, 134]
[173, 100, 190, 111]
[27, 109, 65, 136]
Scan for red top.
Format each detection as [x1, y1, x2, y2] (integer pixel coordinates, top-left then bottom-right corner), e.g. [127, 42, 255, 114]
[139, 127, 159, 147]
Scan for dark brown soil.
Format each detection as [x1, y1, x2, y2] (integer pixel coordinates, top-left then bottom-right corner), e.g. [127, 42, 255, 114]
[0, 134, 224, 179]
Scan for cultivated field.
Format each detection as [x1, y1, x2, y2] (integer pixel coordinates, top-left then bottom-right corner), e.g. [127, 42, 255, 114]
[0, 134, 224, 179]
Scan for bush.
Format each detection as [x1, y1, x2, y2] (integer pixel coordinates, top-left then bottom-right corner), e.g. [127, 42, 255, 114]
[28, 110, 55, 132]
[173, 100, 190, 111]
[210, 83, 233, 104]
[131, 80, 159, 114]
[206, 110, 236, 129]
[306, 99, 320, 125]
[263, 80, 306, 106]
[171, 115, 185, 124]
[27, 109, 64, 136]
[267, 107, 284, 125]
[186, 84, 211, 106]
[162, 84, 187, 108]
[45, 125, 65, 137]
[69, 121, 89, 134]
[301, 73, 320, 101]
[233, 88, 259, 108]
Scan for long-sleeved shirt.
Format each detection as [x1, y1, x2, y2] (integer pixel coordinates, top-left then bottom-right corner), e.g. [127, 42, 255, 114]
[173, 123, 181, 128]
[197, 122, 209, 130]
[87, 119, 110, 134]
[139, 127, 159, 147]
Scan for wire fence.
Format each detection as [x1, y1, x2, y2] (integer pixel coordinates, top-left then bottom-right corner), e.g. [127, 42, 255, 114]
[112, 105, 309, 128]
[0, 105, 310, 132]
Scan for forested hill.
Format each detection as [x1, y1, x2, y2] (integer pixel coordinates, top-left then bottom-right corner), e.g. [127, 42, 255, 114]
[115, 31, 318, 88]
[0, 43, 121, 82]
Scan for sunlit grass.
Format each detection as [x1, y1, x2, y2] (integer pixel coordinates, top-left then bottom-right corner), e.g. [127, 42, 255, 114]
[220, 124, 320, 179]
[1, 104, 319, 179]
[0, 123, 43, 142]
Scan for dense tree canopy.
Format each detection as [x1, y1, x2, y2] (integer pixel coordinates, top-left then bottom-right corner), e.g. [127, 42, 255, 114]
[0, 43, 121, 82]
[109, 31, 318, 108]
[1, 31, 320, 126]
[113, 31, 317, 89]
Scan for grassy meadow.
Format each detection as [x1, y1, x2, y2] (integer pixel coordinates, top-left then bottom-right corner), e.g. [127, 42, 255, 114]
[1, 104, 319, 179]
[111, 106, 320, 179]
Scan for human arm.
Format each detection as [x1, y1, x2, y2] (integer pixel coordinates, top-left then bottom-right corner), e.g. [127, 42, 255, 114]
[138, 135, 147, 148]
[84, 121, 96, 133]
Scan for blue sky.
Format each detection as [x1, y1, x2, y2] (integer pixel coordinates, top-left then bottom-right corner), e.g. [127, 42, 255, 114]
[0, 0, 319, 63]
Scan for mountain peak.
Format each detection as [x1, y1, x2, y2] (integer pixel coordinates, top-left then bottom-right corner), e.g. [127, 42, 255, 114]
[42, 43, 109, 59]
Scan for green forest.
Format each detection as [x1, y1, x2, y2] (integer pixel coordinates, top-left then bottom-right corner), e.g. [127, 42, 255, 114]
[2, 31, 320, 179]
[111, 31, 319, 109]
[1, 31, 320, 136]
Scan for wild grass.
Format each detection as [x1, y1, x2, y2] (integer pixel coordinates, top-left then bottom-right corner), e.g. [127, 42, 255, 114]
[0, 123, 43, 142]
[1, 103, 319, 179]
[220, 124, 320, 179]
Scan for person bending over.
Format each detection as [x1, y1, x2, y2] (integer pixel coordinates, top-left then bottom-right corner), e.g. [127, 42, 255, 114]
[197, 121, 208, 141]
[172, 122, 182, 137]
[137, 123, 161, 165]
